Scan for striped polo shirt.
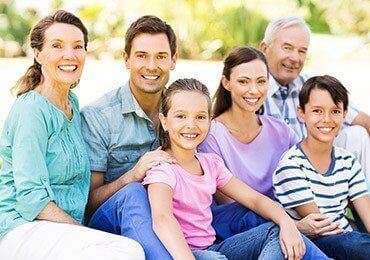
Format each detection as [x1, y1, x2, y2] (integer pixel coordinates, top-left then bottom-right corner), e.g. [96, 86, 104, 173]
[273, 143, 368, 231]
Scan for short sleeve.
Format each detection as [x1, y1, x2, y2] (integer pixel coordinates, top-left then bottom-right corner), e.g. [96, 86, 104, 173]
[11, 102, 53, 221]
[344, 104, 360, 125]
[142, 163, 177, 189]
[210, 154, 233, 189]
[80, 107, 109, 172]
[273, 158, 314, 209]
[348, 158, 368, 201]
[198, 132, 222, 155]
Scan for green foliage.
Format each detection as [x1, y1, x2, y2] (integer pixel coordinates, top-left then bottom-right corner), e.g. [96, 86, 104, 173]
[0, 1, 37, 47]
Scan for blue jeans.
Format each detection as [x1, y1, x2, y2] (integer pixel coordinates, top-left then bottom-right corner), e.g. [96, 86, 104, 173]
[313, 231, 370, 260]
[211, 202, 328, 259]
[88, 182, 172, 260]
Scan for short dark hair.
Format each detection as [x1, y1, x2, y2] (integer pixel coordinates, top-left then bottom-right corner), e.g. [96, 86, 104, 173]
[158, 78, 211, 150]
[212, 46, 269, 118]
[125, 15, 177, 57]
[299, 75, 349, 112]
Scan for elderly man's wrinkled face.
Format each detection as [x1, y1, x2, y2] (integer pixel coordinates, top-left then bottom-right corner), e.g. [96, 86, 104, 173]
[262, 25, 309, 86]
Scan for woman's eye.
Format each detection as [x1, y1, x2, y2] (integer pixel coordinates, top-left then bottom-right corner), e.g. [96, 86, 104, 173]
[176, 114, 185, 119]
[52, 44, 61, 49]
[75, 45, 83, 49]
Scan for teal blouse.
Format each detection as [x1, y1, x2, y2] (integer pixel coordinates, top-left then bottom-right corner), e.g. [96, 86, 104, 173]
[0, 91, 90, 240]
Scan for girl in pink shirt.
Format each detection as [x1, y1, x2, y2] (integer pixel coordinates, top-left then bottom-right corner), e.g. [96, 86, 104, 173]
[143, 78, 327, 259]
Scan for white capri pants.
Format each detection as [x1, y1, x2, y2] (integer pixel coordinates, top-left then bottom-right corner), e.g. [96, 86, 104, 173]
[0, 221, 145, 260]
[335, 125, 370, 189]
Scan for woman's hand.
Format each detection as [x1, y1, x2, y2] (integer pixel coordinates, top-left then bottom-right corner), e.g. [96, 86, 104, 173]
[279, 218, 306, 260]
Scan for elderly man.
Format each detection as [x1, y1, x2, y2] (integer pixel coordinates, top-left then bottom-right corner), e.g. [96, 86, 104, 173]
[259, 16, 370, 189]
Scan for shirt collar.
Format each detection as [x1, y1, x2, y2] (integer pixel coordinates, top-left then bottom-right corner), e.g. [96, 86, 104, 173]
[268, 74, 301, 98]
[120, 81, 148, 119]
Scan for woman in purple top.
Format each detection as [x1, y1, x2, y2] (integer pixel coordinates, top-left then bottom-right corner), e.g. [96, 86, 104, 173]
[198, 46, 299, 240]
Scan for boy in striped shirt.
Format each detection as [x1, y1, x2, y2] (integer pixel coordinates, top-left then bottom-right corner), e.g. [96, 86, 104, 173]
[273, 75, 369, 259]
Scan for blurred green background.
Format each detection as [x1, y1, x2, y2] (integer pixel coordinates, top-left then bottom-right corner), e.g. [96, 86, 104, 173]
[1, 0, 369, 60]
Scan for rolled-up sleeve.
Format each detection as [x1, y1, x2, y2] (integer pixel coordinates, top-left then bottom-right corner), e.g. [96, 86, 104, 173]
[11, 104, 53, 221]
[80, 107, 109, 173]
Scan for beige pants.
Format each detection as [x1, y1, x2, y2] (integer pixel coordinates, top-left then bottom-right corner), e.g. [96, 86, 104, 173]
[335, 125, 370, 189]
[0, 221, 145, 260]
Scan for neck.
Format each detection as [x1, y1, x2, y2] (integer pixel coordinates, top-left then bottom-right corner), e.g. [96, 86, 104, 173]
[224, 104, 260, 132]
[301, 136, 333, 156]
[272, 74, 290, 88]
[36, 80, 70, 109]
[168, 145, 197, 166]
[129, 81, 162, 120]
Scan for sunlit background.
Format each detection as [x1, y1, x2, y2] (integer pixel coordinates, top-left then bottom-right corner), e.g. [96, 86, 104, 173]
[1, 0, 370, 132]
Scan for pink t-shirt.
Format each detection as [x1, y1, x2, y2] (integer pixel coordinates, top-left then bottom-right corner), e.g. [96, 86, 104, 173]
[142, 153, 233, 250]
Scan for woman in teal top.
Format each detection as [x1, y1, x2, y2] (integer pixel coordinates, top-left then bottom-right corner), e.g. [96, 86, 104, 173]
[0, 10, 144, 260]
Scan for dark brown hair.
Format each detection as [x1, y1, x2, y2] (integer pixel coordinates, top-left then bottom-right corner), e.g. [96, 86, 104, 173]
[13, 10, 88, 97]
[158, 78, 211, 150]
[212, 46, 269, 118]
[125, 15, 177, 57]
[299, 75, 349, 112]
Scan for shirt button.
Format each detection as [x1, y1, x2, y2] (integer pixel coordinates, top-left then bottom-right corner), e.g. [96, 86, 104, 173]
[284, 118, 290, 124]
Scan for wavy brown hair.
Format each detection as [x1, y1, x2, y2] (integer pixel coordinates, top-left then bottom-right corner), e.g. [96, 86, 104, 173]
[12, 10, 88, 97]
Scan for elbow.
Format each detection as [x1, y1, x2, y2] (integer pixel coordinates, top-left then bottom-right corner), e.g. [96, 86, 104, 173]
[152, 213, 173, 233]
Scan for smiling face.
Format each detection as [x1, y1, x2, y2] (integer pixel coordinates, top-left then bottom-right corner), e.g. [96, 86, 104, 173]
[35, 23, 86, 87]
[298, 88, 347, 144]
[125, 33, 177, 95]
[159, 91, 210, 153]
[262, 25, 309, 86]
[222, 59, 268, 113]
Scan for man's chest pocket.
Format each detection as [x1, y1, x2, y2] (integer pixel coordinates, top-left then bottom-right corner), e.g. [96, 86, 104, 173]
[106, 149, 143, 183]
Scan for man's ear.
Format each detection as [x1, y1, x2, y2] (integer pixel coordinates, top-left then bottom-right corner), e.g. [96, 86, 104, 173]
[159, 113, 167, 131]
[221, 75, 231, 91]
[297, 106, 306, 123]
[259, 42, 267, 53]
[123, 51, 130, 69]
[170, 51, 179, 70]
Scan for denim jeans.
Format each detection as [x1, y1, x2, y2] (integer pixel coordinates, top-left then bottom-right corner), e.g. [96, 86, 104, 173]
[211, 202, 328, 259]
[88, 182, 172, 260]
[313, 231, 370, 260]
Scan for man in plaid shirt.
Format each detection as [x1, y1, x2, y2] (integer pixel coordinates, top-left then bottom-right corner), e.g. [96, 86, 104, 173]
[259, 16, 369, 189]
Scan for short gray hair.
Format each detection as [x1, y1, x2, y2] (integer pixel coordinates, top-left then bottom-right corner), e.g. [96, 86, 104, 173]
[262, 16, 311, 47]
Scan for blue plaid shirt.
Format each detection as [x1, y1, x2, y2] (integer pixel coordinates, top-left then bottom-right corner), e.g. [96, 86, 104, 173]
[264, 74, 359, 140]
[81, 82, 159, 184]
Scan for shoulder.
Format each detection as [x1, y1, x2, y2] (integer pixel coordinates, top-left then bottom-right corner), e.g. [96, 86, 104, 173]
[10, 91, 51, 121]
[333, 146, 358, 167]
[278, 145, 302, 165]
[81, 86, 123, 117]
[197, 152, 225, 168]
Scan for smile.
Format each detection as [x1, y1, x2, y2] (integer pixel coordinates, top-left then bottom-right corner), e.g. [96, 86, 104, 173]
[181, 133, 199, 139]
[142, 75, 160, 80]
[58, 65, 77, 72]
[317, 127, 334, 133]
[243, 97, 260, 104]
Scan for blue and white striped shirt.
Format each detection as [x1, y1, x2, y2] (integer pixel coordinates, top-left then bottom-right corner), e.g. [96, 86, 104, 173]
[273, 143, 368, 231]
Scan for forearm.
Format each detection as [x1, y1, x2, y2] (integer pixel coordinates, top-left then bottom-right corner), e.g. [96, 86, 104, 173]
[153, 215, 194, 260]
[37, 201, 79, 225]
[351, 112, 370, 134]
[86, 170, 135, 216]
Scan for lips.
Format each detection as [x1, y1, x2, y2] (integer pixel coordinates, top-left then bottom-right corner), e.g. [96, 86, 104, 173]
[317, 127, 334, 134]
[282, 63, 299, 71]
[142, 75, 160, 80]
[58, 65, 77, 72]
[243, 97, 260, 105]
[181, 133, 199, 139]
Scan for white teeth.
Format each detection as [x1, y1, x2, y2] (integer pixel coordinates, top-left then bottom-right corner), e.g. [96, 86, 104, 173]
[318, 127, 333, 133]
[182, 134, 197, 138]
[58, 65, 77, 71]
[244, 98, 259, 103]
[143, 75, 159, 80]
